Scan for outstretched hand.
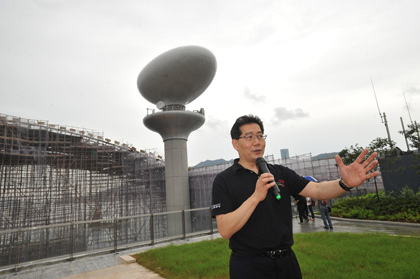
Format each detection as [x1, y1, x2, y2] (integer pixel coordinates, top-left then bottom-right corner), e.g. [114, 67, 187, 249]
[335, 148, 379, 188]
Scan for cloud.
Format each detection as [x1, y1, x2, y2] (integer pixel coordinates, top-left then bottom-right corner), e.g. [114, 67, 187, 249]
[243, 87, 267, 103]
[404, 85, 420, 96]
[203, 116, 228, 131]
[271, 107, 309, 124]
[1, 0, 419, 166]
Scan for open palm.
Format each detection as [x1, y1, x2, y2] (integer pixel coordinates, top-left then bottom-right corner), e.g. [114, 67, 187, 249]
[335, 148, 379, 188]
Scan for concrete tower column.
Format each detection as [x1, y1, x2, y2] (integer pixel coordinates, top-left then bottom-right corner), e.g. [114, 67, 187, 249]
[137, 46, 216, 236]
[164, 139, 189, 212]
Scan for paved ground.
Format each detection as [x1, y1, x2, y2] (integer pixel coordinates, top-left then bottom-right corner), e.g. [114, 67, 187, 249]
[1, 216, 419, 279]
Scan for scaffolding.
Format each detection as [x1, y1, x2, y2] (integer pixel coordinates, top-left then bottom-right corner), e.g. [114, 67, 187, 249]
[0, 113, 169, 265]
[0, 113, 166, 228]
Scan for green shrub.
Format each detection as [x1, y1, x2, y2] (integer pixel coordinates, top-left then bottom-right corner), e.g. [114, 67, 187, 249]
[331, 187, 420, 223]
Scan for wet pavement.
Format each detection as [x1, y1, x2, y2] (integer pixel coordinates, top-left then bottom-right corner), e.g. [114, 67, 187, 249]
[293, 215, 420, 236]
[1, 217, 418, 279]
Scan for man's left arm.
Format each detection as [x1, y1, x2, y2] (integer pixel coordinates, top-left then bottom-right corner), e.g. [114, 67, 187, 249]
[300, 149, 379, 200]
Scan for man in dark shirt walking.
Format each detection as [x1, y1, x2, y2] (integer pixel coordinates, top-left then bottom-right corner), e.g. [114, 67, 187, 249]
[295, 195, 309, 224]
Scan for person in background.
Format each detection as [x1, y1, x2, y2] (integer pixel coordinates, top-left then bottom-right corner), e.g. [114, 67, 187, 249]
[319, 199, 333, 229]
[303, 176, 319, 221]
[306, 196, 315, 221]
[295, 195, 309, 224]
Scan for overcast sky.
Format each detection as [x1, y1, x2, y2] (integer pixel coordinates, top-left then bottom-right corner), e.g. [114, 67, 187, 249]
[1, 0, 419, 166]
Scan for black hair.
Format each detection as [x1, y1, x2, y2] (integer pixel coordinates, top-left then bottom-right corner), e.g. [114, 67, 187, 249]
[230, 115, 264, 139]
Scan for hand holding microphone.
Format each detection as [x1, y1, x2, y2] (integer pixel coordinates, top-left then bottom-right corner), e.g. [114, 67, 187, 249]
[256, 157, 281, 200]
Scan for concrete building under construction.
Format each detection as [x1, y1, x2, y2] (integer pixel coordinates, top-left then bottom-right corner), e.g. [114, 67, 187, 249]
[0, 114, 166, 228]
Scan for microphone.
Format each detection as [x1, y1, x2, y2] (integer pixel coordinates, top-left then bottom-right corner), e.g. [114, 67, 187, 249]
[256, 157, 281, 200]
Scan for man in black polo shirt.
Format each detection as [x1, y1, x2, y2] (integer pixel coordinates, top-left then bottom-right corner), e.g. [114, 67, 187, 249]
[211, 115, 379, 279]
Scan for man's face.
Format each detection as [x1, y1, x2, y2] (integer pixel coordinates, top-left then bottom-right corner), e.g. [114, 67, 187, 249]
[232, 123, 266, 163]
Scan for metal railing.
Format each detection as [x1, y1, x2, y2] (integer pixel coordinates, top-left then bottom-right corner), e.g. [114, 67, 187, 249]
[0, 207, 217, 272]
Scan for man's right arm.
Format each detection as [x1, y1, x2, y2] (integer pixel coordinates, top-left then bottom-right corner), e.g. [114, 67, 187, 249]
[215, 173, 275, 239]
[216, 195, 260, 239]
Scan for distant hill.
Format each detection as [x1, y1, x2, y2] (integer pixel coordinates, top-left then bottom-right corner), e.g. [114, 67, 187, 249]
[193, 159, 233, 168]
[193, 152, 339, 168]
[311, 152, 338, 160]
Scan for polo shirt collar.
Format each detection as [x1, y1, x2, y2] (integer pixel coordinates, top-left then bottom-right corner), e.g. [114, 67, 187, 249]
[232, 158, 243, 173]
[233, 158, 258, 174]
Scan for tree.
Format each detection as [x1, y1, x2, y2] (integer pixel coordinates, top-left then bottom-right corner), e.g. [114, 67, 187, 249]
[338, 144, 365, 165]
[399, 121, 420, 150]
[338, 137, 398, 164]
[368, 137, 397, 157]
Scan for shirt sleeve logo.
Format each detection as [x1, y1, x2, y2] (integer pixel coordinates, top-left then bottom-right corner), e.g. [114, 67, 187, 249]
[211, 203, 221, 210]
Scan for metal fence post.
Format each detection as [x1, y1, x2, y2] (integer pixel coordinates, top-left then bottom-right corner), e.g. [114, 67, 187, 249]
[150, 214, 154, 245]
[209, 207, 213, 234]
[14, 229, 22, 274]
[113, 217, 118, 253]
[182, 210, 186, 239]
[69, 223, 74, 261]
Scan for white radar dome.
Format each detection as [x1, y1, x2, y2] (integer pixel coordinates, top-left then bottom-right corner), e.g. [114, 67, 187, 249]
[137, 45, 217, 106]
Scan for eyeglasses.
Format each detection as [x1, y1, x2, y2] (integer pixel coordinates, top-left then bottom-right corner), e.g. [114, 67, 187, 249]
[237, 134, 267, 142]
